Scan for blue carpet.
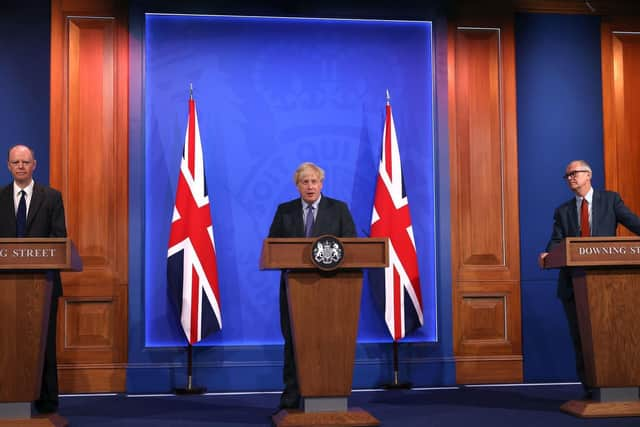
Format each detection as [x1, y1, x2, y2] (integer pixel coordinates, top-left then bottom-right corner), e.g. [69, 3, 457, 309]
[58, 384, 640, 427]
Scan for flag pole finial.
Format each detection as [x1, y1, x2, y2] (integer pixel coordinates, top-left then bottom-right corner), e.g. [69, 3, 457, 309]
[386, 89, 391, 105]
[189, 83, 193, 100]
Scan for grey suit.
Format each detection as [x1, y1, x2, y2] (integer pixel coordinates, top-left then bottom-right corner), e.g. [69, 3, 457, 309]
[268, 195, 356, 408]
[544, 189, 640, 386]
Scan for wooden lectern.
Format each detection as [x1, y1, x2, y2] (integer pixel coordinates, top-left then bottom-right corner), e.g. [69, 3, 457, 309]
[544, 237, 640, 418]
[261, 237, 388, 427]
[0, 238, 82, 427]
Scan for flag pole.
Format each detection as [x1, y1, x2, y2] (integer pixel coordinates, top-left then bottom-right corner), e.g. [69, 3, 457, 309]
[175, 343, 206, 395]
[380, 340, 412, 390]
[380, 89, 411, 390]
[174, 83, 205, 396]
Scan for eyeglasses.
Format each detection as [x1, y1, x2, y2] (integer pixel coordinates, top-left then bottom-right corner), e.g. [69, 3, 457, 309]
[563, 170, 589, 180]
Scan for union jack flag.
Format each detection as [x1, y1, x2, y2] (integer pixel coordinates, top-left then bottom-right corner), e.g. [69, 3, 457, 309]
[167, 96, 222, 344]
[370, 96, 423, 340]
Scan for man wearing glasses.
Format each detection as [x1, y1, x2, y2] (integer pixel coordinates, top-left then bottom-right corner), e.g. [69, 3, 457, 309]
[538, 159, 640, 399]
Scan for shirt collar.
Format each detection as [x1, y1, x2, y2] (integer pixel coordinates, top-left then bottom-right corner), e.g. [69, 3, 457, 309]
[576, 187, 593, 204]
[301, 194, 322, 210]
[14, 180, 35, 198]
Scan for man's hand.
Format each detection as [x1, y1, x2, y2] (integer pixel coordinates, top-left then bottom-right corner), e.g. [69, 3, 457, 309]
[538, 252, 548, 269]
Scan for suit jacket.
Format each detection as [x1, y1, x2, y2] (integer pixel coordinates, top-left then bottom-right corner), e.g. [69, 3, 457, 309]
[545, 189, 640, 299]
[0, 182, 68, 296]
[268, 195, 356, 238]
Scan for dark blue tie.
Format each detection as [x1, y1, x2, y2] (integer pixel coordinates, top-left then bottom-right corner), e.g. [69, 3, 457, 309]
[16, 190, 27, 237]
[304, 204, 314, 237]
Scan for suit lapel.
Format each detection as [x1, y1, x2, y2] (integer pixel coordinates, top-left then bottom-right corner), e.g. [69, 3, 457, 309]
[0, 185, 17, 233]
[313, 197, 330, 237]
[292, 200, 305, 237]
[26, 184, 44, 233]
[590, 190, 599, 236]
[568, 198, 580, 236]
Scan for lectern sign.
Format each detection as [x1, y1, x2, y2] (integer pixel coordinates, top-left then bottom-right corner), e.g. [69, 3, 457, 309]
[545, 237, 640, 268]
[311, 235, 344, 271]
[0, 237, 76, 270]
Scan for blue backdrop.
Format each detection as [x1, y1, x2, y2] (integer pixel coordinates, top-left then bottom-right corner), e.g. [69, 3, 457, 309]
[144, 14, 437, 347]
[0, 0, 50, 184]
[515, 13, 604, 382]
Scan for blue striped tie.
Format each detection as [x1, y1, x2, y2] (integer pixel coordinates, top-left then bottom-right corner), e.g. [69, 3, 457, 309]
[16, 190, 27, 237]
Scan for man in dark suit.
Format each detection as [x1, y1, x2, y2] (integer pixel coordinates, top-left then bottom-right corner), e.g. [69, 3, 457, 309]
[538, 159, 640, 398]
[268, 162, 356, 411]
[0, 144, 67, 414]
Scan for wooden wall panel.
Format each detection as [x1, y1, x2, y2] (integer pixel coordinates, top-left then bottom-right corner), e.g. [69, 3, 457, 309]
[50, 0, 128, 392]
[453, 29, 506, 269]
[448, 14, 522, 383]
[602, 18, 640, 236]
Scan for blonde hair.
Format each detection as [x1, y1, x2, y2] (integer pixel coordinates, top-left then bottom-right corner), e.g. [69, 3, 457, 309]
[293, 162, 325, 185]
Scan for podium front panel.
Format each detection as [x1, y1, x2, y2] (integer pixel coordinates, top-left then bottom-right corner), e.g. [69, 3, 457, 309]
[573, 268, 640, 387]
[287, 270, 363, 397]
[0, 273, 51, 402]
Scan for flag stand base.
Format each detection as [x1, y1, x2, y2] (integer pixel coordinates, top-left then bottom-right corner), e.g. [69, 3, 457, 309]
[174, 343, 206, 395]
[380, 380, 412, 390]
[379, 370, 412, 390]
[174, 386, 207, 395]
[379, 341, 412, 390]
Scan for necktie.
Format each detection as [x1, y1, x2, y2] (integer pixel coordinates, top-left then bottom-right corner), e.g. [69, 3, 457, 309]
[304, 204, 314, 237]
[16, 190, 27, 237]
[580, 199, 590, 237]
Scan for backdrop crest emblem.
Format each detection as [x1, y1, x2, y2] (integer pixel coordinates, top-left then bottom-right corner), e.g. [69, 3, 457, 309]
[311, 235, 345, 271]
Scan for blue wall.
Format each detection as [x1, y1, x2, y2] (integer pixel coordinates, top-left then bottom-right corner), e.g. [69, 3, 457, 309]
[515, 13, 604, 382]
[0, 0, 50, 184]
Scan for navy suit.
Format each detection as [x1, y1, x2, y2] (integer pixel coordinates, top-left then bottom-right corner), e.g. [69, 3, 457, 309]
[544, 189, 640, 386]
[0, 182, 67, 412]
[268, 195, 356, 407]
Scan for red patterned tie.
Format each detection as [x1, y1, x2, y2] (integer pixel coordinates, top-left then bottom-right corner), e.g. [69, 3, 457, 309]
[580, 199, 590, 237]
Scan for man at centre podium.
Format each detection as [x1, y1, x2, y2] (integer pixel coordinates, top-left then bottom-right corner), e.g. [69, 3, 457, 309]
[538, 159, 640, 399]
[0, 144, 67, 415]
[268, 161, 356, 411]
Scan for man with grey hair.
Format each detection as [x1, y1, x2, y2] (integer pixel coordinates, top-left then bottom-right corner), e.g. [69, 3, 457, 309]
[538, 159, 640, 399]
[268, 162, 356, 412]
